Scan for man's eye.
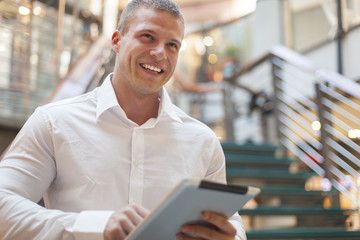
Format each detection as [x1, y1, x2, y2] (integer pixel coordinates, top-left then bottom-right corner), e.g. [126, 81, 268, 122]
[168, 42, 179, 50]
[142, 34, 153, 39]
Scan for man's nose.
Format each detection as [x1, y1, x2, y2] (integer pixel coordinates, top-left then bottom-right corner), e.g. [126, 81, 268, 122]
[150, 44, 166, 61]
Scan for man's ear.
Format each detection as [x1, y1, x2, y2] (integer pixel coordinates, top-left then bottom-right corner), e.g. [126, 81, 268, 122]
[111, 30, 122, 53]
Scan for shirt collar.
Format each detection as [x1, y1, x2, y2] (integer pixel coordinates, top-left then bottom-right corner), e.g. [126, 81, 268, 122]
[96, 73, 183, 124]
[96, 74, 121, 120]
[158, 87, 183, 124]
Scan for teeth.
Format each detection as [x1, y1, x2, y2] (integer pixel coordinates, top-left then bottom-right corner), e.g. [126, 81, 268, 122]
[142, 64, 161, 73]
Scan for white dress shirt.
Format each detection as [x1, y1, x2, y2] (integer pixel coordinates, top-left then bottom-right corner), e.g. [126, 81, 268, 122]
[0, 74, 246, 240]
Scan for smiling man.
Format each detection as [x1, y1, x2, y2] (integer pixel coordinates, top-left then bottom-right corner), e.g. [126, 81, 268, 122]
[110, 4, 183, 126]
[0, 0, 246, 240]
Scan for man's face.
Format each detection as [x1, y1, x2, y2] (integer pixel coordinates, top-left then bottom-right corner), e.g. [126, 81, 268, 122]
[112, 7, 184, 97]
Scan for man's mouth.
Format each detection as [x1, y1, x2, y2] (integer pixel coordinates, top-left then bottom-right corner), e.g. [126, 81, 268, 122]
[140, 64, 164, 74]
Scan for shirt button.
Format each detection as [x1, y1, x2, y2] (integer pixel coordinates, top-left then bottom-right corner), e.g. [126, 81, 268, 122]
[133, 161, 138, 167]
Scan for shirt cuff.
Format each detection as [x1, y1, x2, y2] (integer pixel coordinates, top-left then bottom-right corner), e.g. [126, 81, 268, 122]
[228, 213, 247, 240]
[72, 210, 114, 240]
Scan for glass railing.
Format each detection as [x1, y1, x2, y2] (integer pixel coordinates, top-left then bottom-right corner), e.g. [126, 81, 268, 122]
[0, 0, 102, 128]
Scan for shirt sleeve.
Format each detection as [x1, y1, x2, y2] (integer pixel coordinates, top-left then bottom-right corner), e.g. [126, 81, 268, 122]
[0, 108, 111, 240]
[229, 212, 247, 240]
[72, 211, 114, 240]
[204, 136, 247, 240]
[203, 135, 227, 182]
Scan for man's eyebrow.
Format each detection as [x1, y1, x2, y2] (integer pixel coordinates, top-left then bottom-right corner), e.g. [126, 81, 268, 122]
[167, 36, 182, 47]
[170, 39, 182, 47]
[139, 29, 155, 34]
[139, 29, 182, 45]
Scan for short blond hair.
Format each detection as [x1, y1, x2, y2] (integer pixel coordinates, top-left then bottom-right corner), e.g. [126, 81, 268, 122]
[117, 0, 184, 35]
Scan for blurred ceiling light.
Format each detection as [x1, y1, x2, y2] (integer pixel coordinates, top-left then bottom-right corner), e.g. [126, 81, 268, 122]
[33, 6, 42, 16]
[0, 44, 6, 52]
[180, 40, 187, 51]
[232, 0, 257, 18]
[81, 10, 91, 18]
[30, 54, 39, 65]
[203, 36, 213, 47]
[357, 176, 360, 186]
[312, 121, 321, 131]
[208, 53, 218, 64]
[213, 71, 223, 82]
[90, 0, 102, 16]
[19, 6, 31, 16]
[348, 129, 360, 139]
[195, 41, 206, 55]
[1, 32, 10, 39]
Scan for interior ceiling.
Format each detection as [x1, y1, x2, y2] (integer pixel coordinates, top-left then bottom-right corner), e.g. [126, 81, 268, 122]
[118, 0, 221, 8]
[0, 0, 246, 27]
[118, 0, 243, 25]
[175, 0, 223, 7]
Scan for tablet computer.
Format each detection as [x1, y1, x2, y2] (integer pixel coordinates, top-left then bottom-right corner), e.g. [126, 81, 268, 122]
[126, 179, 260, 240]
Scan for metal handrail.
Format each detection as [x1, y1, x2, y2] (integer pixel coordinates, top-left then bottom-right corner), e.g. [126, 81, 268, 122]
[226, 44, 360, 208]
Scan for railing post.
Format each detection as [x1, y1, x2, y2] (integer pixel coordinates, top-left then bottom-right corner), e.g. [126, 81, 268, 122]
[271, 56, 287, 157]
[222, 82, 235, 141]
[260, 112, 269, 143]
[315, 82, 340, 207]
[336, 0, 344, 74]
[55, 0, 66, 82]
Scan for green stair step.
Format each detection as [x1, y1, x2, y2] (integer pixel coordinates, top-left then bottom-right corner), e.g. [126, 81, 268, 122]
[222, 142, 356, 238]
[225, 153, 293, 164]
[255, 186, 337, 207]
[239, 206, 356, 215]
[246, 227, 360, 239]
[225, 153, 296, 167]
[225, 156, 293, 170]
[259, 186, 337, 195]
[222, 142, 280, 155]
[226, 168, 315, 180]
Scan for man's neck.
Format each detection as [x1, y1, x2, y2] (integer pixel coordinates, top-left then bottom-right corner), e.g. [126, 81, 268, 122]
[110, 73, 162, 125]
[119, 94, 160, 126]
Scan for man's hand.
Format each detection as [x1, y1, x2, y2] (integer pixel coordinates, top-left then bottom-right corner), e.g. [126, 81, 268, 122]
[104, 203, 149, 240]
[176, 211, 237, 240]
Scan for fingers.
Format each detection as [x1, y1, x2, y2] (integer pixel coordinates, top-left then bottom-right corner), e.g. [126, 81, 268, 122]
[177, 211, 237, 240]
[177, 224, 223, 240]
[177, 232, 203, 240]
[132, 203, 150, 219]
[104, 213, 132, 240]
[202, 211, 237, 236]
[125, 203, 149, 226]
[104, 203, 150, 240]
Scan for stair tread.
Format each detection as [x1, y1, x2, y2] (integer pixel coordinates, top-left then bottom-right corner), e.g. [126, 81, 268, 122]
[221, 142, 281, 153]
[246, 227, 360, 238]
[259, 186, 337, 195]
[225, 154, 294, 164]
[226, 168, 315, 179]
[239, 206, 357, 215]
[222, 143, 356, 238]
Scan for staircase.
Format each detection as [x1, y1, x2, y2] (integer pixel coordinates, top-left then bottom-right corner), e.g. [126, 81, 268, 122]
[222, 141, 360, 240]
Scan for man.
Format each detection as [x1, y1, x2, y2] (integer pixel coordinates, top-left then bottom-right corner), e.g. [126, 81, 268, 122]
[0, 0, 246, 239]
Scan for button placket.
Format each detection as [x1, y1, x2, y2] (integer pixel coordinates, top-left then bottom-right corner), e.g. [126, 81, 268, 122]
[129, 128, 145, 205]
